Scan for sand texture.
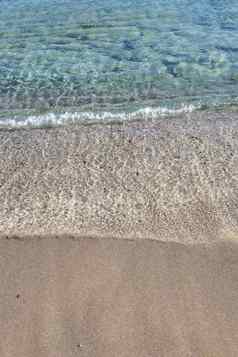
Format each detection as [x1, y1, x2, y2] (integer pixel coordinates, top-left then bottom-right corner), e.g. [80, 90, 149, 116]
[1, 236, 238, 357]
[1, 111, 238, 356]
[1, 110, 238, 243]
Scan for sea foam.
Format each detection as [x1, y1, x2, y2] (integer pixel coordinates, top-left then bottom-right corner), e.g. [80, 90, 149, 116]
[0, 104, 197, 129]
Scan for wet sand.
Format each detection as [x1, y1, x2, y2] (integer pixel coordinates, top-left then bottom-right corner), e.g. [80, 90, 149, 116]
[1, 109, 238, 242]
[1, 236, 238, 357]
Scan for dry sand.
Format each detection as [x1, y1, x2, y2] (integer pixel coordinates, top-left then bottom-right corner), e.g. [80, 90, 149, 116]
[1, 235, 238, 357]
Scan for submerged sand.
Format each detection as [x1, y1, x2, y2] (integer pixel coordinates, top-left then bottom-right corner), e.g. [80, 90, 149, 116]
[1, 236, 238, 357]
[1, 109, 238, 242]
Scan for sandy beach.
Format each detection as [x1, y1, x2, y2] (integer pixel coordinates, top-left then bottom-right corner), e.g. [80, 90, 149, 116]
[1, 235, 238, 356]
[1, 109, 238, 242]
[1, 0, 238, 353]
[1, 110, 238, 355]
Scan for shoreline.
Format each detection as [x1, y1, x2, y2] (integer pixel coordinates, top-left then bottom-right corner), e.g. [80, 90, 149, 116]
[0, 103, 238, 130]
[0, 109, 238, 243]
[1, 232, 238, 249]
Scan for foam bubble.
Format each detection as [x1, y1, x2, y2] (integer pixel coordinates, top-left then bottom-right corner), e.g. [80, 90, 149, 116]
[0, 104, 197, 129]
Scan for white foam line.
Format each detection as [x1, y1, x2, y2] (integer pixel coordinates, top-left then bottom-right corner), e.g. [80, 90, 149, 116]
[0, 104, 197, 128]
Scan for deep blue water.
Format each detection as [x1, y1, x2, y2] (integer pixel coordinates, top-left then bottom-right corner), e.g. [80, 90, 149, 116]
[0, 0, 238, 126]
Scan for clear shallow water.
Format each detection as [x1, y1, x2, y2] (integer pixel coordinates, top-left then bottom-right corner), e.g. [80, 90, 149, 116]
[0, 0, 238, 126]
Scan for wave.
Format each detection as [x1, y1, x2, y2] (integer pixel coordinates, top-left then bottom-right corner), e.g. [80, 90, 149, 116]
[0, 104, 197, 129]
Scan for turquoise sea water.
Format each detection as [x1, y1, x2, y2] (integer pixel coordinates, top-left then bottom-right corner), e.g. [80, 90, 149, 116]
[0, 0, 238, 126]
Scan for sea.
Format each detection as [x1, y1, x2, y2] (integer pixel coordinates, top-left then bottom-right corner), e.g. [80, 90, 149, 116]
[0, 0, 238, 127]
